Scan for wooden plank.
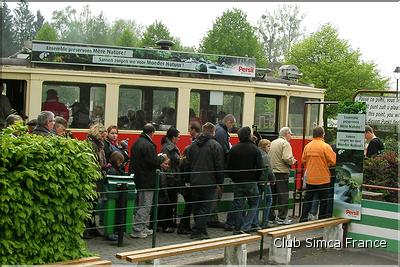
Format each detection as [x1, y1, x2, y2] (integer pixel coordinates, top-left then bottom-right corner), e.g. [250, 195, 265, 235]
[269, 218, 351, 237]
[74, 260, 112, 266]
[126, 235, 261, 263]
[117, 234, 250, 259]
[257, 217, 337, 236]
[50, 256, 101, 265]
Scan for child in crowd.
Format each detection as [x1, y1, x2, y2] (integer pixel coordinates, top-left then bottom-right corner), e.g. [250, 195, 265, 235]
[107, 151, 125, 175]
[158, 159, 174, 233]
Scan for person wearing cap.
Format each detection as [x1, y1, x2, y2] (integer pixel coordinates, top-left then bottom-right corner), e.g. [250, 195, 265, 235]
[269, 126, 297, 225]
[42, 89, 69, 122]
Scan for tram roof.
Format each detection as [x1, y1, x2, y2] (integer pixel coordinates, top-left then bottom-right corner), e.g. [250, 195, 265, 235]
[1, 40, 324, 92]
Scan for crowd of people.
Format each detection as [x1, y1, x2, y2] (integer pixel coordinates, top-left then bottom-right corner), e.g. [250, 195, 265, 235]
[1, 107, 385, 242]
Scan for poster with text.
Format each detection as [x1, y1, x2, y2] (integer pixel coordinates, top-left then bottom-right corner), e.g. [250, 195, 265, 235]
[333, 102, 366, 220]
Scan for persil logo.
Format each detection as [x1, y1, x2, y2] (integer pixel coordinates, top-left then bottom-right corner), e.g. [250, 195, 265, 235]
[238, 66, 254, 73]
[345, 209, 359, 217]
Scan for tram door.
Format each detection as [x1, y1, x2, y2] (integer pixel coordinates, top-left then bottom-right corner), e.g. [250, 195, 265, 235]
[0, 79, 27, 119]
[253, 94, 280, 141]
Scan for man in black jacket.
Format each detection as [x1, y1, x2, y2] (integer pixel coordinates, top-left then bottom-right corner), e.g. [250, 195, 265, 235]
[129, 124, 168, 238]
[186, 122, 224, 239]
[365, 125, 384, 157]
[210, 114, 236, 229]
[228, 126, 263, 233]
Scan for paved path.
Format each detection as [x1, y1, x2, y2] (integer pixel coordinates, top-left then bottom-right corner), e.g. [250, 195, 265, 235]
[85, 211, 399, 266]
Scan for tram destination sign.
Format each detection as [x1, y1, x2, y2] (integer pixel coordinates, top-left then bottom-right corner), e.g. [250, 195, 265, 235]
[31, 41, 256, 78]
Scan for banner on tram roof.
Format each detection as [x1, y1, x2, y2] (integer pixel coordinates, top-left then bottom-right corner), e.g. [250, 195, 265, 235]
[31, 41, 256, 78]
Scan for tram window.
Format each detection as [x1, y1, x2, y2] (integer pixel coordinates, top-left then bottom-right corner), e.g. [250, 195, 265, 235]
[0, 80, 27, 129]
[189, 90, 243, 128]
[118, 85, 177, 131]
[288, 97, 320, 136]
[42, 82, 106, 128]
[254, 95, 277, 132]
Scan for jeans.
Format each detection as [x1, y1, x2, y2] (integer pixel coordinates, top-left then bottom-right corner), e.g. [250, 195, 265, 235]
[310, 194, 319, 216]
[191, 186, 216, 235]
[133, 190, 154, 232]
[300, 183, 330, 222]
[232, 182, 259, 232]
[252, 184, 272, 227]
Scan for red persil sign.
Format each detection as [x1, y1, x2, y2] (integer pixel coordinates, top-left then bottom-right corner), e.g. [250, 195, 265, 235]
[239, 66, 255, 74]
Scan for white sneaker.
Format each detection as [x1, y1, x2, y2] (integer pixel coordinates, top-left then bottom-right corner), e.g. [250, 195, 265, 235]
[130, 231, 147, 238]
[282, 218, 293, 225]
[143, 228, 153, 235]
[276, 218, 292, 225]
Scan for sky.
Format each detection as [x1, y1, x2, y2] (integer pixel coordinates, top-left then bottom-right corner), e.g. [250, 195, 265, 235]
[7, 1, 400, 89]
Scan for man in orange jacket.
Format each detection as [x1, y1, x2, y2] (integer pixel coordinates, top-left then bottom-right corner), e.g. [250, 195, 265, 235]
[300, 126, 336, 222]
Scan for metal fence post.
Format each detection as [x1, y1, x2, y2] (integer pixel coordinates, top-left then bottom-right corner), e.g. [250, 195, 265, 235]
[152, 169, 160, 248]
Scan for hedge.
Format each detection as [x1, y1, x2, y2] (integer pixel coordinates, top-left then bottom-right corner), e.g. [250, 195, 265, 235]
[0, 125, 101, 264]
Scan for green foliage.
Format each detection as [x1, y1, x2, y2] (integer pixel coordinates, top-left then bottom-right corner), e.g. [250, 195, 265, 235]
[0, 124, 101, 264]
[1, 1, 17, 57]
[140, 20, 182, 50]
[258, 4, 305, 67]
[286, 24, 389, 120]
[35, 22, 58, 41]
[110, 19, 141, 47]
[51, 5, 111, 45]
[199, 8, 266, 67]
[13, 0, 35, 49]
[338, 101, 366, 114]
[363, 151, 399, 203]
[116, 28, 136, 47]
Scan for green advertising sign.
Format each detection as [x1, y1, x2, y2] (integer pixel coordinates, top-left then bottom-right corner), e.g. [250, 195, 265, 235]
[31, 41, 256, 78]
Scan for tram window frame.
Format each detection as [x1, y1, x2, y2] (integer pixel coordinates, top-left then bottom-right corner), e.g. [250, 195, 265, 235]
[254, 94, 279, 133]
[117, 85, 178, 131]
[189, 89, 243, 128]
[288, 96, 320, 136]
[42, 81, 106, 129]
[0, 80, 27, 124]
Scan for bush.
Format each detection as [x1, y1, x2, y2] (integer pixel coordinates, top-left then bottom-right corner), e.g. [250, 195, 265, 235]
[363, 151, 399, 203]
[0, 125, 101, 264]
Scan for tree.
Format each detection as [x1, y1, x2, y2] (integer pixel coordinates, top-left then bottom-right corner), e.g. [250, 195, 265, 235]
[35, 22, 58, 41]
[140, 20, 182, 50]
[34, 10, 45, 35]
[110, 19, 141, 47]
[51, 6, 80, 41]
[199, 8, 266, 67]
[258, 4, 305, 67]
[116, 28, 136, 47]
[286, 24, 388, 120]
[51, 5, 111, 45]
[1, 1, 17, 57]
[78, 6, 110, 45]
[13, 0, 35, 49]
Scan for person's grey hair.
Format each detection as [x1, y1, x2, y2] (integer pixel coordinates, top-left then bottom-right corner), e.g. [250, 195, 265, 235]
[223, 114, 236, 124]
[202, 122, 216, 135]
[37, 111, 55, 126]
[5, 114, 23, 127]
[279, 127, 292, 137]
